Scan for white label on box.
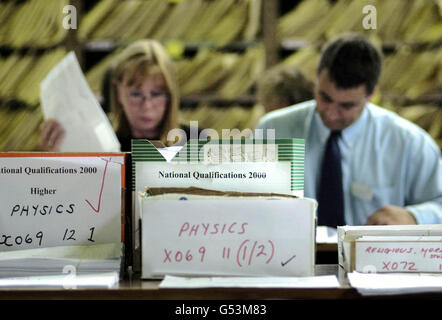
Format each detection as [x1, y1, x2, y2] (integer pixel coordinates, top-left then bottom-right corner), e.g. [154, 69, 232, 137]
[141, 198, 315, 278]
[136, 162, 291, 194]
[355, 237, 442, 273]
[0, 155, 124, 251]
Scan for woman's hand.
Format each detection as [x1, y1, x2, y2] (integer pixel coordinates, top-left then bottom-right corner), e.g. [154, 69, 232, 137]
[39, 119, 65, 151]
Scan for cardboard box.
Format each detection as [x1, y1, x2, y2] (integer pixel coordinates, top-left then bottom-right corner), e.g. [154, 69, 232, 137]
[338, 225, 442, 272]
[140, 193, 317, 278]
[131, 138, 306, 272]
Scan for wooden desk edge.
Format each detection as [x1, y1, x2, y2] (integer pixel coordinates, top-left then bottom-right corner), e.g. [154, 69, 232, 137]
[0, 264, 440, 300]
[0, 285, 360, 300]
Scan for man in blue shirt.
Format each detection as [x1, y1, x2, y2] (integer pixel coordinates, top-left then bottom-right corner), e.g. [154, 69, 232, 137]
[256, 34, 442, 226]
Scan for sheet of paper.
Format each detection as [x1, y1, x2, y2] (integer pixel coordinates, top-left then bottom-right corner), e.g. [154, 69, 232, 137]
[159, 275, 340, 288]
[138, 162, 292, 194]
[316, 226, 337, 244]
[40, 51, 120, 152]
[0, 244, 122, 279]
[348, 272, 442, 296]
[0, 154, 124, 251]
[0, 272, 119, 288]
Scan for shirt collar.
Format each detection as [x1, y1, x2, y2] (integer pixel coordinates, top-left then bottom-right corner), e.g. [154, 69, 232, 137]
[313, 111, 330, 145]
[313, 103, 369, 147]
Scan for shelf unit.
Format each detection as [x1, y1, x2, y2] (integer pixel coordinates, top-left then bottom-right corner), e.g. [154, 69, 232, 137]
[0, 0, 441, 151]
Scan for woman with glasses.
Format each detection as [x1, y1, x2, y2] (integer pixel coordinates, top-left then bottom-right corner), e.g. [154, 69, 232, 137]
[40, 39, 196, 152]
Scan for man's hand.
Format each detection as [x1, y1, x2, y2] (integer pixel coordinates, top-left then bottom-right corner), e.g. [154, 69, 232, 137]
[365, 205, 417, 225]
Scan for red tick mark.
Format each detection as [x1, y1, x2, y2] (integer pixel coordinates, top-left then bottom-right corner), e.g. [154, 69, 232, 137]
[85, 157, 110, 213]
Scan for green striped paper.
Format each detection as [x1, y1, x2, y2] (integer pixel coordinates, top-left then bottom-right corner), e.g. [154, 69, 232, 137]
[131, 139, 304, 194]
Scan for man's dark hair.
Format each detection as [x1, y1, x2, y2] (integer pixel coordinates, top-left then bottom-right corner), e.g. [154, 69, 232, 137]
[317, 34, 382, 95]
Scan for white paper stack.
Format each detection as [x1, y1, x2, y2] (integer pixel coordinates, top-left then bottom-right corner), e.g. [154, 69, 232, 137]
[0, 243, 122, 280]
[0, 272, 119, 288]
[348, 272, 442, 296]
[159, 275, 340, 288]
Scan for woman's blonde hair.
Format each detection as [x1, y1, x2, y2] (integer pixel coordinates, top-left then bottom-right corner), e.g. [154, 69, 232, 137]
[110, 39, 180, 145]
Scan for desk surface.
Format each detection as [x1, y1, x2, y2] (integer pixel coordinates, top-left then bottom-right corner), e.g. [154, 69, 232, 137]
[0, 265, 355, 300]
[0, 264, 441, 300]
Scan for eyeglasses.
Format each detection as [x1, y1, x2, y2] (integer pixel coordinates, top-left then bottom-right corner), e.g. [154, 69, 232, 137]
[127, 89, 168, 106]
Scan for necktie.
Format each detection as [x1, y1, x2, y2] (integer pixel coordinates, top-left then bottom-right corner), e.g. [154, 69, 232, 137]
[317, 131, 345, 227]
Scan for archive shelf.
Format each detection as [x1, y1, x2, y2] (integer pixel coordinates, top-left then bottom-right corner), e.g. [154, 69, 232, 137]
[0, 0, 440, 151]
